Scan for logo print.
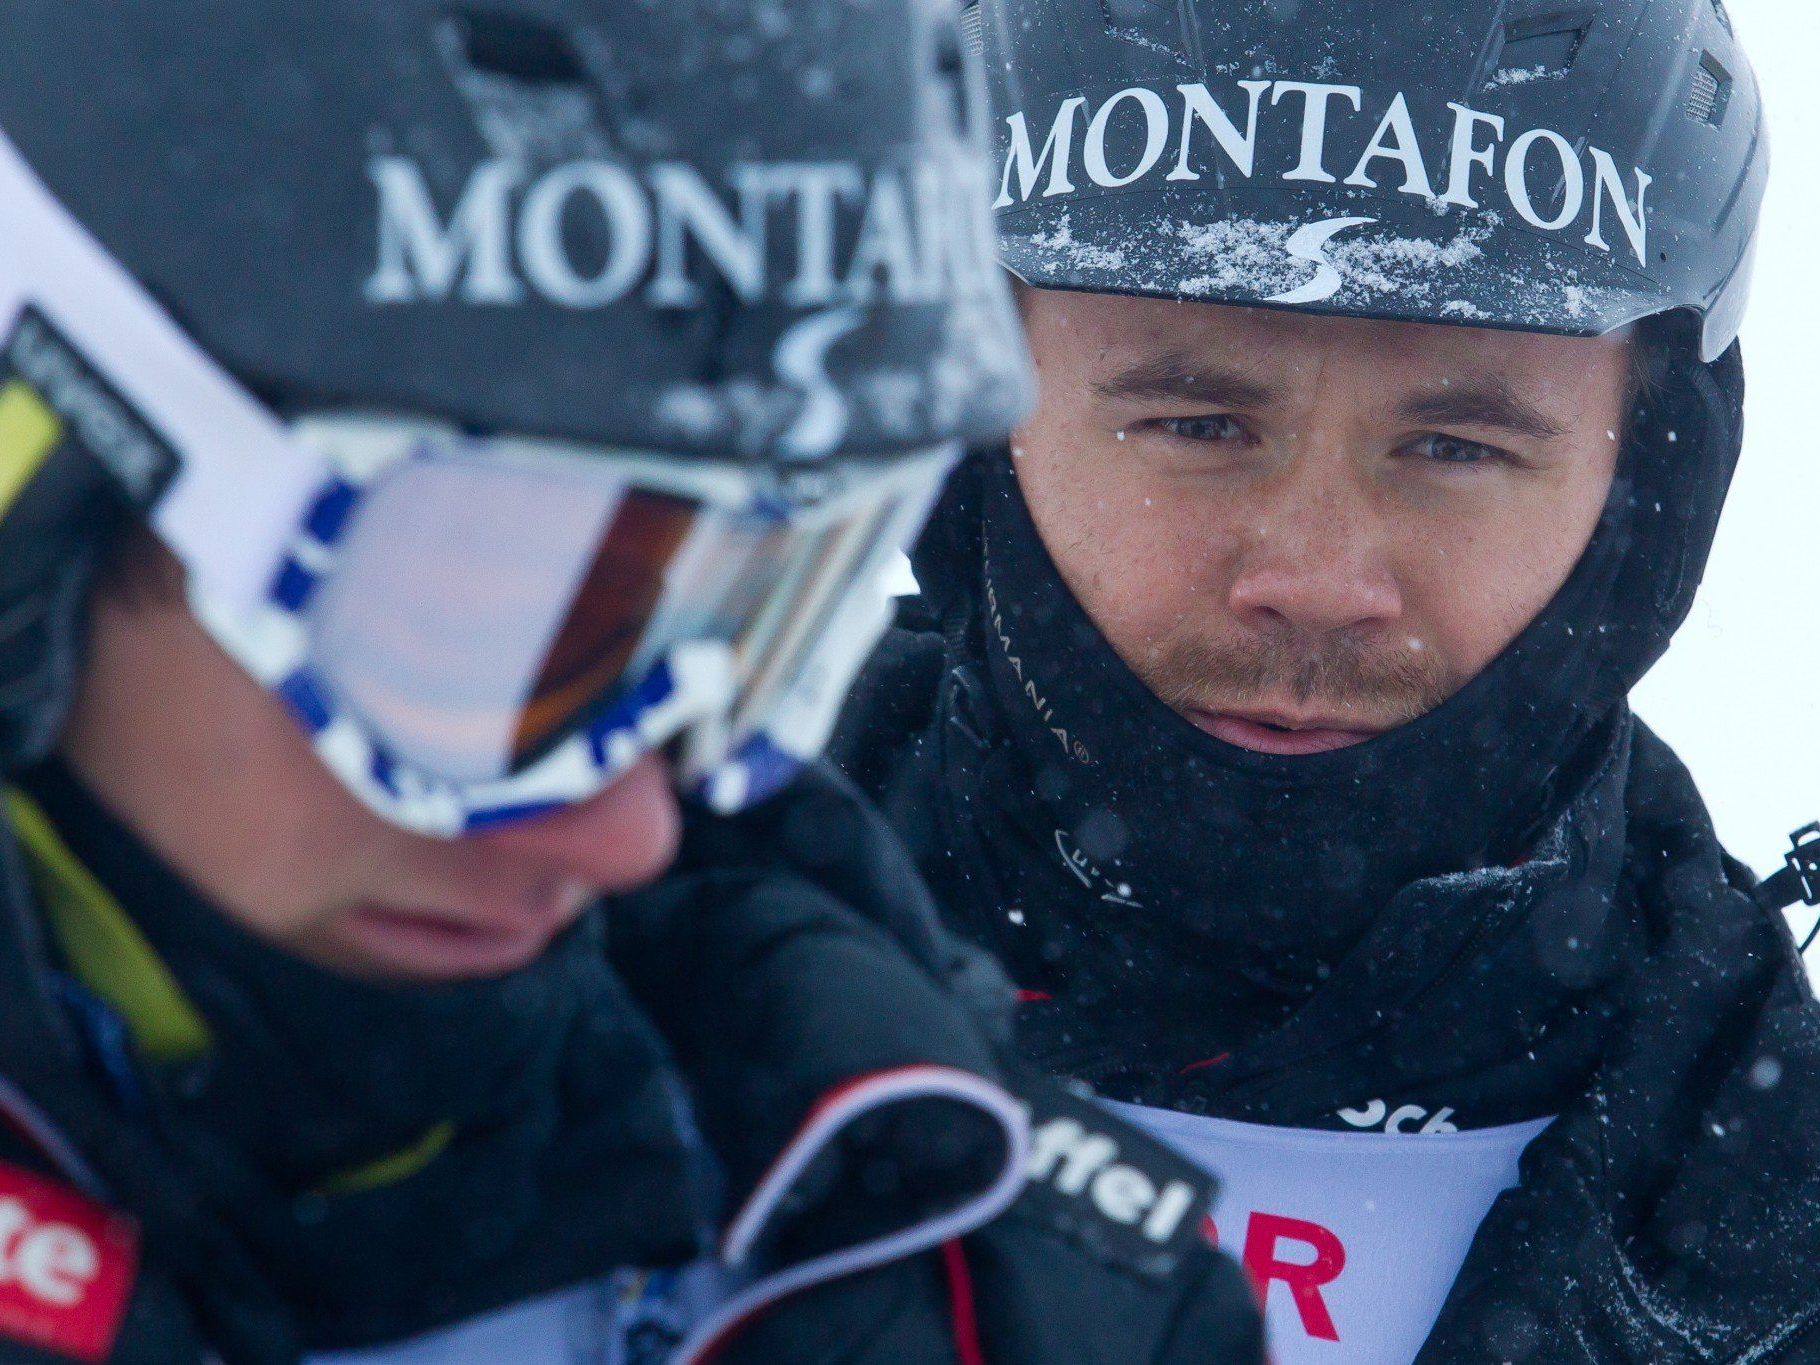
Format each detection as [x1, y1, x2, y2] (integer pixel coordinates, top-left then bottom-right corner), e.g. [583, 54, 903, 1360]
[0, 1161, 138, 1363]
[1336, 1098, 1458, 1134]
[1054, 830, 1141, 908]
[774, 307, 864, 459]
[997, 83, 1653, 267]
[1027, 1115, 1201, 1245]
[1266, 216, 1376, 305]
[2, 310, 179, 510]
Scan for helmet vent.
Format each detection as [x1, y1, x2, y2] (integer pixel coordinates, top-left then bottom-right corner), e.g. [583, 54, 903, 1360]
[436, 12, 611, 162]
[1686, 53, 1733, 126]
[1492, 10, 1593, 83]
[960, 3, 986, 59]
[445, 11, 589, 88]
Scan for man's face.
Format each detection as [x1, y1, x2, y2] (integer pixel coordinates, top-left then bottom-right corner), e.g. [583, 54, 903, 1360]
[57, 548, 681, 983]
[1012, 291, 1632, 755]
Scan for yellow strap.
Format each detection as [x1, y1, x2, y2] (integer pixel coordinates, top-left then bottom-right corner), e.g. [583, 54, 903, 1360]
[6, 789, 456, 1193]
[314, 1121, 457, 1197]
[0, 379, 62, 520]
[4, 789, 214, 1064]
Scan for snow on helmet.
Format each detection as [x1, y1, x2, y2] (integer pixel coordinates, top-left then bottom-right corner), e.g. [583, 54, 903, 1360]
[972, 0, 1764, 361]
[0, 0, 1033, 832]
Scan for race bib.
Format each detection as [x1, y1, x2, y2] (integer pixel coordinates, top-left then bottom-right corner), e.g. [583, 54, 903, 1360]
[1106, 1101, 1550, 1365]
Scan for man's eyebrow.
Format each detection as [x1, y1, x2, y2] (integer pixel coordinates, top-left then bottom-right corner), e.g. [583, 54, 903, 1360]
[1397, 378, 1566, 440]
[1094, 354, 1278, 408]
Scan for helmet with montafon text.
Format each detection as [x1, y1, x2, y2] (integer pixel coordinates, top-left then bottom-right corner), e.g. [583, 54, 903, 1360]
[0, 0, 1033, 833]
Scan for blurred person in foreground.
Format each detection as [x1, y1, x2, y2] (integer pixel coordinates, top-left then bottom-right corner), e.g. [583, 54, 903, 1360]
[835, 0, 1820, 1359]
[0, 2, 1266, 1362]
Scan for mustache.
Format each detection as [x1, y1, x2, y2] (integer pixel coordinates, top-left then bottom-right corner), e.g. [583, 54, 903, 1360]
[1134, 627, 1460, 726]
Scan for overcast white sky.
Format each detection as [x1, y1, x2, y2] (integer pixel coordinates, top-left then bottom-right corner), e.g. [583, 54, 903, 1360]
[1632, 0, 1819, 888]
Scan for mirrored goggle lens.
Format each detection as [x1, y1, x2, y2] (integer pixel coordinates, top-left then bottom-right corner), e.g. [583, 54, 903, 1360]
[296, 440, 922, 789]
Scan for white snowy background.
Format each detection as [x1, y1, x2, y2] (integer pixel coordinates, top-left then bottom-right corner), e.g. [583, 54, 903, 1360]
[1632, 0, 1819, 909]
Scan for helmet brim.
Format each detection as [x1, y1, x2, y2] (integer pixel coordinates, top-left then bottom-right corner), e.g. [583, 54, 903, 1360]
[999, 184, 1682, 350]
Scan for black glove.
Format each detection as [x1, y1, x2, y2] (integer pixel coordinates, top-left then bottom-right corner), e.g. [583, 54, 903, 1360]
[608, 766, 1265, 1363]
[607, 764, 1026, 1292]
[684, 1075, 1265, 1364]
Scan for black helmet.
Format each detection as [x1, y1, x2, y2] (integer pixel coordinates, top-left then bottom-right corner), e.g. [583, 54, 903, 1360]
[1, 0, 1028, 457]
[0, 0, 1033, 831]
[973, 0, 1763, 360]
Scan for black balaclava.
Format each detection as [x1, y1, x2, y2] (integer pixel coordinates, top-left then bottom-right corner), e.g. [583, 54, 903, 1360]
[934, 330, 1743, 1001]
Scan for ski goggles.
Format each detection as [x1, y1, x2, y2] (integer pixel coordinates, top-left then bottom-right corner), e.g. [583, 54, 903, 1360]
[186, 421, 953, 836]
[0, 126, 955, 836]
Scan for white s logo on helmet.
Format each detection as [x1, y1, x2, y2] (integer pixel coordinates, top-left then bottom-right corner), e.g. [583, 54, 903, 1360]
[1266, 215, 1376, 305]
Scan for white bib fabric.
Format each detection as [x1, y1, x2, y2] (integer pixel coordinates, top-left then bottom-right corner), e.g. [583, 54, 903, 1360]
[1106, 1101, 1551, 1365]
[295, 1105, 1544, 1364]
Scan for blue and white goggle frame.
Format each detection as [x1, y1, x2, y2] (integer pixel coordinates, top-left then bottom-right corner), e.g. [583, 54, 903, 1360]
[200, 422, 954, 835]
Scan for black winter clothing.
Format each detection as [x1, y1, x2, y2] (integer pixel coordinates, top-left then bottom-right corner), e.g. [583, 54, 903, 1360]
[833, 454, 1820, 1362]
[0, 760, 701, 1363]
[0, 758, 1267, 1364]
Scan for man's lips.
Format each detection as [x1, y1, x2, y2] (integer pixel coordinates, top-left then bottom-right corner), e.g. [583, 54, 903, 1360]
[1186, 708, 1382, 755]
[341, 893, 587, 980]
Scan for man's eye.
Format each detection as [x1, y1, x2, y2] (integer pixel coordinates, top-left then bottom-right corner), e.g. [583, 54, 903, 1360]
[1409, 434, 1508, 466]
[1154, 414, 1247, 443]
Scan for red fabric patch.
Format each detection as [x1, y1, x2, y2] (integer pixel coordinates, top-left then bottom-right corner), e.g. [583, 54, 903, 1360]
[0, 1161, 137, 1363]
[1178, 1052, 1233, 1076]
[940, 1239, 985, 1365]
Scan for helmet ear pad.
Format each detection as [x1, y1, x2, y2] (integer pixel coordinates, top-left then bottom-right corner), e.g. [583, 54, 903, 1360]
[0, 451, 128, 773]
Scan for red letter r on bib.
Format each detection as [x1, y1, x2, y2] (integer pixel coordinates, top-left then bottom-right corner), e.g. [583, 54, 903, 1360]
[1242, 1212, 1346, 1343]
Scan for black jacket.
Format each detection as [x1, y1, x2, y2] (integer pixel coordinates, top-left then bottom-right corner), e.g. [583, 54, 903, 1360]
[833, 468, 1820, 1363]
[0, 763, 705, 1364]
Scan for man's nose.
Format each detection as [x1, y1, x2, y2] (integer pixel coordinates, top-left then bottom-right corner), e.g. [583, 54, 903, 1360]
[1226, 464, 1403, 637]
[470, 751, 682, 895]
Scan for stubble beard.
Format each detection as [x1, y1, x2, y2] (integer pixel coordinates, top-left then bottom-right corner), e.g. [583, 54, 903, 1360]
[1133, 623, 1460, 733]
